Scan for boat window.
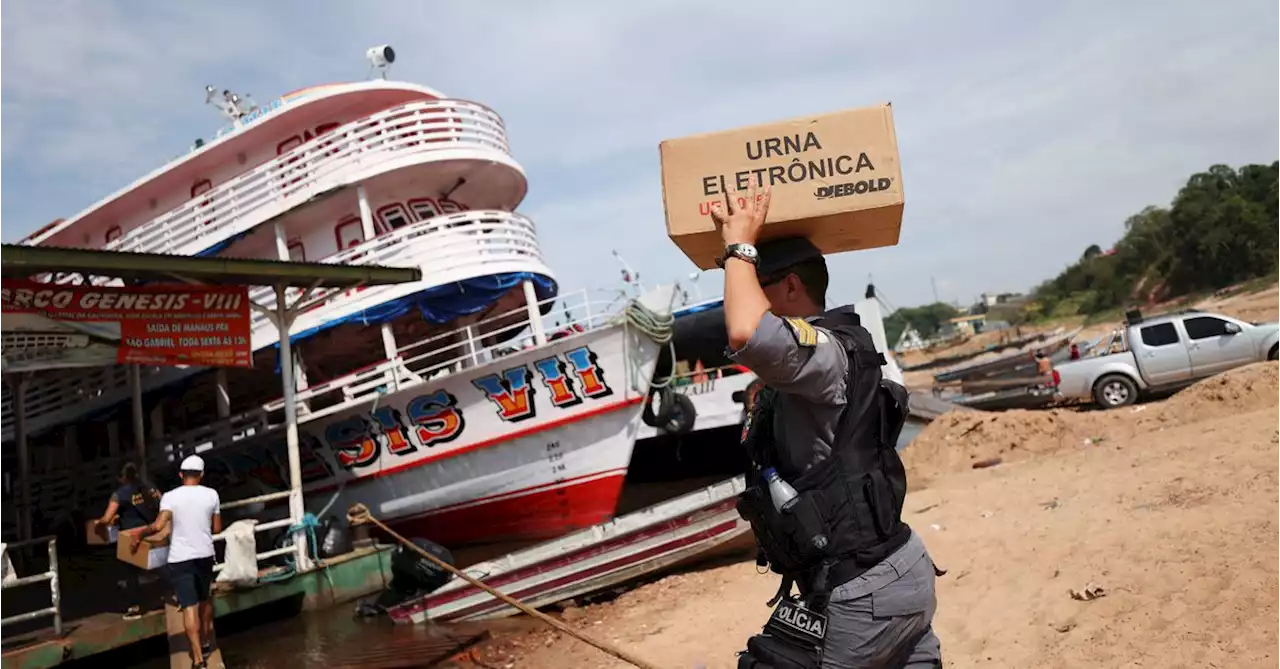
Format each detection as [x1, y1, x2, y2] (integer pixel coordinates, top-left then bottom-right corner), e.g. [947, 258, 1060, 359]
[287, 239, 306, 262]
[192, 179, 214, 227]
[377, 204, 411, 232]
[439, 198, 463, 214]
[334, 216, 364, 250]
[105, 225, 122, 244]
[1139, 322, 1179, 347]
[1182, 316, 1232, 340]
[277, 135, 304, 156]
[408, 198, 441, 221]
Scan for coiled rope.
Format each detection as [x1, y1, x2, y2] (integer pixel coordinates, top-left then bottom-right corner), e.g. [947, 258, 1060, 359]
[613, 295, 677, 391]
[258, 513, 328, 585]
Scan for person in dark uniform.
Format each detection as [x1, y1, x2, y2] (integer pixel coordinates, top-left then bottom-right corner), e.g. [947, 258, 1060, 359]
[712, 184, 943, 668]
[92, 461, 161, 619]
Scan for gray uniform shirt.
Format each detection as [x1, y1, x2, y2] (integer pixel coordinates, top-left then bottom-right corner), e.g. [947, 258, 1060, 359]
[727, 310, 928, 602]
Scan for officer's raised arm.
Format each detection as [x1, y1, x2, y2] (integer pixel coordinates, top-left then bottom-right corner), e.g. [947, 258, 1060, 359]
[709, 183, 846, 404]
[728, 311, 847, 403]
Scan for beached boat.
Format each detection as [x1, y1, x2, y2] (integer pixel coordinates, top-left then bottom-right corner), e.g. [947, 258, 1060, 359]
[1, 48, 671, 548]
[386, 476, 751, 623]
[369, 286, 961, 625]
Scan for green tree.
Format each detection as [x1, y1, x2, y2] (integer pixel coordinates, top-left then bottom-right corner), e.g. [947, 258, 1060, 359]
[1029, 161, 1278, 318]
[885, 302, 958, 344]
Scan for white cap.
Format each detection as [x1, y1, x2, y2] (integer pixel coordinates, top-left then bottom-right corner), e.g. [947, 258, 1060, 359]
[180, 455, 205, 473]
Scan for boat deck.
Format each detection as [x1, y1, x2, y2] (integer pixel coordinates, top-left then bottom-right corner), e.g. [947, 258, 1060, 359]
[1, 545, 393, 669]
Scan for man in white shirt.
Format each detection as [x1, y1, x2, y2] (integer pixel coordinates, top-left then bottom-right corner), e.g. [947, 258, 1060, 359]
[133, 455, 222, 668]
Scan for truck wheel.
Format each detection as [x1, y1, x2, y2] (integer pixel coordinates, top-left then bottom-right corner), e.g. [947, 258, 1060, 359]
[1268, 345, 1278, 361]
[1093, 374, 1137, 409]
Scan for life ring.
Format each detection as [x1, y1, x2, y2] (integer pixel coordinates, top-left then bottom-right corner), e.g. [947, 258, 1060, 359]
[641, 387, 697, 434]
[660, 393, 697, 435]
[641, 387, 669, 427]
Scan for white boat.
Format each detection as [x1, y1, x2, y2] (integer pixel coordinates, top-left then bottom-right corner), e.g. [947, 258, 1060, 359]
[377, 287, 940, 623]
[1, 48, 672, 548]
[387, 476, 751, 623]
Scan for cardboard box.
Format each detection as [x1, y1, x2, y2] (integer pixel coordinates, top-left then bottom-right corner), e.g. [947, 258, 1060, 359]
[660, 103, 904, 269]
[85, 520, 119, 545]
[117, 528, 170, 570]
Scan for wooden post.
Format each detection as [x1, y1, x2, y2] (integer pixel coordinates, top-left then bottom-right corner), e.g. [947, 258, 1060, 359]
[130, 365, 147, 479]
[15, 374, 31, 541]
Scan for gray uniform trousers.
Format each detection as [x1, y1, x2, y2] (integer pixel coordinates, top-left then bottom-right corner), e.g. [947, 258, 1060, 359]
[818, 531, 942, 668]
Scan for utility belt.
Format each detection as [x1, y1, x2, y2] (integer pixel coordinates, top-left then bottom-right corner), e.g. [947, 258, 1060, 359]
[735, 476, 911, 609]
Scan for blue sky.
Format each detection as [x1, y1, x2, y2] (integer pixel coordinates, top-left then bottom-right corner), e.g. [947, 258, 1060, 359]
[3, 0, 1277, 309]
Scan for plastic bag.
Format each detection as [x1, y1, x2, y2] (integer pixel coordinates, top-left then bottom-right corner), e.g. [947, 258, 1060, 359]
[319, 516, 352, 558]
[215, 519, 259, 586]
[1, 544, 16, 586]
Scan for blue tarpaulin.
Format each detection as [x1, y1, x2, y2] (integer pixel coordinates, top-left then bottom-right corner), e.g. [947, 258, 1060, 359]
[269, 271, 556, 372]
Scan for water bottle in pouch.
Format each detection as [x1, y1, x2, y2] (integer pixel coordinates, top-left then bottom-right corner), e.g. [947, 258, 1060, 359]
[762, 468, 829, 551]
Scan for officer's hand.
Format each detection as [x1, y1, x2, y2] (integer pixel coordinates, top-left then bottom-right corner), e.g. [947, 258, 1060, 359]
[710, 180, 772, 246]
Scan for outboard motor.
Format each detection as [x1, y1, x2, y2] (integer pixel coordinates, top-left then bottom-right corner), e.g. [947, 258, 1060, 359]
[355, 537, 456, 617]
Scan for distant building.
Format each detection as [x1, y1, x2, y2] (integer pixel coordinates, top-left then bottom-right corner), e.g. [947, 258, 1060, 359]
[980, 292, 1026, 307]
[948, 313, 988, 337]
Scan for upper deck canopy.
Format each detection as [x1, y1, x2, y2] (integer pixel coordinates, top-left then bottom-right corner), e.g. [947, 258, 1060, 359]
[1, 244, 421, 288]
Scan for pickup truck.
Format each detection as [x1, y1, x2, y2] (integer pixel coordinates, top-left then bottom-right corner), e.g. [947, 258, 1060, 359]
[1053, 309, 1279, 409]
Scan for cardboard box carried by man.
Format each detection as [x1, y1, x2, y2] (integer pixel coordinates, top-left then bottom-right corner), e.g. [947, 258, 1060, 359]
[118, 527, 170, 570]
[659, 103, 904, 269]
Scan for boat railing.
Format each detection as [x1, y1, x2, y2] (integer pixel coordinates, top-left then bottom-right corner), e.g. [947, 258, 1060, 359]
[1, 364, 139, 441]
[666, 363, 753, 384]
[101, 99, 512, 259]
[245, 209, 543, 330]
[155, 287, 627, 458]
[0, 535, 62, 636]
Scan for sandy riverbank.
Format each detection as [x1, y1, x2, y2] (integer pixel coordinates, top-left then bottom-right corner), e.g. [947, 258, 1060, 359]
[452, 362, 1278, 668]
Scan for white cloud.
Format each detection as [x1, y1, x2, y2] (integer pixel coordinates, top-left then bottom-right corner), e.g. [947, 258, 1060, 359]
[3, 0, 1276, 307]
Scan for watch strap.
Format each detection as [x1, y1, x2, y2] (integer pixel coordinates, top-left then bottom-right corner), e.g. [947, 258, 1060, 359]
[717, 243, 759, 268]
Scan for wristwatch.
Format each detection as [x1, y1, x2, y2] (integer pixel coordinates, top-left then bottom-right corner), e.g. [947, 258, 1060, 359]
[717, 243, 759, 268]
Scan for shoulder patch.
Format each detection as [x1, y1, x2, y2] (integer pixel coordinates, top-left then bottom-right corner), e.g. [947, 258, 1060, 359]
[783, 317, 819, 347]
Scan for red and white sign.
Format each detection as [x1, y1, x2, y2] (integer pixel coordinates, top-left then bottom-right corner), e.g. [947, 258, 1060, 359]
[1, 280, 252, 368]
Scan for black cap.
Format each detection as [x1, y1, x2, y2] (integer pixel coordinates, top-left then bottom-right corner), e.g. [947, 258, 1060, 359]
[756, 237, 824, 279]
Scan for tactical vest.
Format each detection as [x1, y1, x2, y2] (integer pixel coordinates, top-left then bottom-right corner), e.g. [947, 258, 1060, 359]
[735, 307, 912, 606]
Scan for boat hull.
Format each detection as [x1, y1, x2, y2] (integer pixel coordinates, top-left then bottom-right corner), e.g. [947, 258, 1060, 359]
[200, 322, 660, 547]
[337, 396, 643, 545]
[387, 476, 752, 623]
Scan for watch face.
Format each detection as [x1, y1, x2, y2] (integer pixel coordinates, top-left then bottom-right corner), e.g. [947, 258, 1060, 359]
[734, 244, 758, 259]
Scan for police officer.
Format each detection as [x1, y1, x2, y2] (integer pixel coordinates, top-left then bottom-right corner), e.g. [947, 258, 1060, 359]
[712, 183, 942, 668]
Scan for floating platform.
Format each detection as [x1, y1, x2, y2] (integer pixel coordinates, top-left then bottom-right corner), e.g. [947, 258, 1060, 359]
[1, 545, 393, 669]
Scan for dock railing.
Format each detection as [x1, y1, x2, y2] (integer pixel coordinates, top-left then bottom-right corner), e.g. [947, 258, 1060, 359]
[1, 535, 62, 636]
[210, 491, 299, 575]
